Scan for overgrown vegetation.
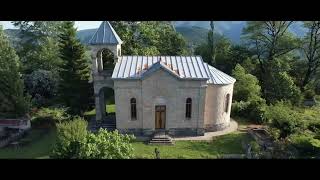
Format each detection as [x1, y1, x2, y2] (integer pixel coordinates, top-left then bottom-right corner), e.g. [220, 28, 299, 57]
[52, 118, 135, 159]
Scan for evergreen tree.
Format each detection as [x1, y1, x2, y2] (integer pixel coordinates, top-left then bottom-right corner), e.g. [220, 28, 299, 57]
[0, 26, 29, 117]
[58, 21, 92, 115]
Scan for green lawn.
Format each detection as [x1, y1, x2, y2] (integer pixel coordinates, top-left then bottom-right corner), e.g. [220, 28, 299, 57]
[132, 132, 253, 159]
[0, 117, 253, 159]
[84, 104, 116, 116]
[0, 128, 57, 159]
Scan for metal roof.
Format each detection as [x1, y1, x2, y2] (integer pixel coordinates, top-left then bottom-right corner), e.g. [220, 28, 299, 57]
[89, 21, 123, 45]
[205, 63, 236, 84]
[111, 56, 235, 84]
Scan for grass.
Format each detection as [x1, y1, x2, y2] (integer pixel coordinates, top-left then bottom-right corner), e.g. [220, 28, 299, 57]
[132, 132, 253, 159]
[0, 128, 57, 159]
[84, 104, 116, 116]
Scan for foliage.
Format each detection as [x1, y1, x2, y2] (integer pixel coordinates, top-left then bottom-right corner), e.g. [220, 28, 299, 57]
[111, 21, 189, 56]
[79, 129, 135, 159]
[289, 132, 320, 157]
[12, 21, 62, 74]
[52, 118, 135, 159]
[242, 21, 300, 104]
[24, 69, 59, 107]
[232, 64, 262, 102]
[265, 102, 303, 139]
[0, 26, 30, 118]
[268, 71, 302, 105]
[231, 64, 266, 123]
[51, 117, 88, 159]
[304, 89, 316, 99]
[31, 107, 70, 128]
[232, 98, 266, 124]
[299, 21, 320, 89]
[58, 21, 93, 115]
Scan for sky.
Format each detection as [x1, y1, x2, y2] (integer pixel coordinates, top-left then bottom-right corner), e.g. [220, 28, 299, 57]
[0, 21, 103, 30]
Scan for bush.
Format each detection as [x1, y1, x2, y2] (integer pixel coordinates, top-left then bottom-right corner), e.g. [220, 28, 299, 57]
[24, 69, 59, 107]
[31, 107, 70, 128]
[232, 97, 266, 124]
[289, 132, 320, 157]
[232, 64, 262, 102]
[51, 117, 88, 159]
[52, 118, 135, 159]
[307, 120, 320, 133]
[79, 129, 135, 159]
[265, 102, 303, 139]
[304, 89, 316, 99]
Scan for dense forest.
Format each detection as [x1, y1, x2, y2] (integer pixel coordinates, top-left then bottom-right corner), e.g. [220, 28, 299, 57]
[1, 21, 320, 158]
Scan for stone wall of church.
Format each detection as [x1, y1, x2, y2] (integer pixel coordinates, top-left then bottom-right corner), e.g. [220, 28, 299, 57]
[114, 69, 207, 136]
[204, 83, 234, 131]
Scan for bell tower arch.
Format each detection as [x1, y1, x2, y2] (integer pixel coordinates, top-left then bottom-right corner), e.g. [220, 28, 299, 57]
[89, 21, 122, 122]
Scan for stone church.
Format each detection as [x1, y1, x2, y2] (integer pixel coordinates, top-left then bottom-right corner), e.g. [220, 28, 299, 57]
[89, 21, 236, 137]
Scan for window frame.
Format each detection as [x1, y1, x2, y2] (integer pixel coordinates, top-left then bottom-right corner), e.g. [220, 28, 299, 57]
[185, 98, 192, 119]
[130, 98, 137, 120]
[225, 94, 230, 113]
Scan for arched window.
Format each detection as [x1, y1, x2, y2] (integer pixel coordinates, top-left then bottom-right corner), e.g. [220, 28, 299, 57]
[186, 98, 192, 119]
[225, 94, 230, 113]
[130, 98, 137, 120]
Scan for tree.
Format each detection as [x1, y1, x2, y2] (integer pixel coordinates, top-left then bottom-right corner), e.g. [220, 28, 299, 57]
[24, 69, 59, 107]
[0, 26, 29, 118]
[58, 21, 93, 115]
[195, 33, 232, 68]
[300, 21, 320, 90]
[12, 21, 62, 74]
[242, 21, 299, 103]
[111, 21, 189, 56]
[232, 64, 262, 102]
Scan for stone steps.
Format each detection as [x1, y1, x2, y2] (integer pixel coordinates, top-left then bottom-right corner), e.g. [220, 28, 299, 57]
[149, 132, 174, 145]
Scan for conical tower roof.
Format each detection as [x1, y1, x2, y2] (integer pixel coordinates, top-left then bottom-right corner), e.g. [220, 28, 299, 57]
[89, 21, 123, 45]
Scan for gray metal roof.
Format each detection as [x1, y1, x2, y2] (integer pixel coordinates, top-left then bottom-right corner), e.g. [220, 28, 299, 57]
[111, 56, 235, 84]
[89, 21, 123, 45]
[204, 63, 236, 84]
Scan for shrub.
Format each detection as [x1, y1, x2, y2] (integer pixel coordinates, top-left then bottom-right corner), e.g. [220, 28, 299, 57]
[79, 129, 135, 159]
[289, 132, 320, 157]
[265, 102, 303, 139]
[307, 120, 320, 133]
[24, 69, 59, 107]
[31, 107, 70, 128]
[231, 101, 250, 117]
[304, 89, 316, 99]
[232, 97, 266, 124]
[52, 118, 135, 159]
[51, 117, 88, 159]
[232, 64, 262, 102]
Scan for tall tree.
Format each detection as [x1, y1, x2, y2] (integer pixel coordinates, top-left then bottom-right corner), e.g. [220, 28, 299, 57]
[110, 21, 189, 56]
[12, 21, 62, 73]
[300, 21, 320, 90]
[0, 26, 29, 117]
[58, 21, 92, 115]
[242, 21, 299, 102]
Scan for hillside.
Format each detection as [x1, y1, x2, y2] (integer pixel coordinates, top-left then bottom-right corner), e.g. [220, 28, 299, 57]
[4, 21, 308, 49]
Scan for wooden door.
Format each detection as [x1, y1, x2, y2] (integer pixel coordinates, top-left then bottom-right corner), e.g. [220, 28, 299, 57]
[155, 106, 166, 129]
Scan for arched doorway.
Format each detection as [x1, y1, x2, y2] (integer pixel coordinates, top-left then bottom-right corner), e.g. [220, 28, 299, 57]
[96, 48, 116, 75]
[98, 87, 115, 120]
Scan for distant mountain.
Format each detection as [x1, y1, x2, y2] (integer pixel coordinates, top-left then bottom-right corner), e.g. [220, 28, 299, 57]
[4, 21, 308, 49]
[76, 28, 97, 44]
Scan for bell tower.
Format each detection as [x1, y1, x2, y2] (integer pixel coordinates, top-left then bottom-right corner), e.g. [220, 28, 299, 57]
[89, 21, 122, 122]
[89, 21, 122, 74]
